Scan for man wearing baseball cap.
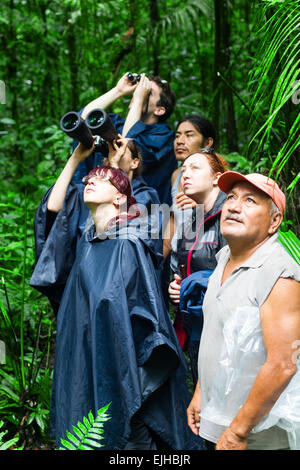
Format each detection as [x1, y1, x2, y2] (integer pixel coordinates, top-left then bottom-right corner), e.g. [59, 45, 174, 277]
[187, 171, 300, 450]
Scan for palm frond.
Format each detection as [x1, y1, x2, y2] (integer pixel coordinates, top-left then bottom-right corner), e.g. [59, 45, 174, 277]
[248, 0, 300, 191]
[150, 0, 213, 42]
[278, 230, 300, 265]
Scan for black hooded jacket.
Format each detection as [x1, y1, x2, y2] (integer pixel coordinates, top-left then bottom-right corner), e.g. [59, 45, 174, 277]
[177, 190, 227, 274]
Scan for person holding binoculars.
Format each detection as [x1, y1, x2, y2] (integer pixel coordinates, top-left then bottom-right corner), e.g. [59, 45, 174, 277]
[72, 72, 177, 206]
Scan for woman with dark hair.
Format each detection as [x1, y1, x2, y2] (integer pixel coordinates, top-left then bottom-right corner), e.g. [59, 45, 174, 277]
[168, 148, 228, 387]
[30, 142, 201, 451]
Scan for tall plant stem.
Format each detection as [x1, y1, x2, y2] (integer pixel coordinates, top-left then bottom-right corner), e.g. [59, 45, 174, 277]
[20, 192, 28, 391]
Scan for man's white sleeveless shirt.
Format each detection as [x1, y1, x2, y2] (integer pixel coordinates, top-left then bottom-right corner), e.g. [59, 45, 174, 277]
[198, 233, 300, 450]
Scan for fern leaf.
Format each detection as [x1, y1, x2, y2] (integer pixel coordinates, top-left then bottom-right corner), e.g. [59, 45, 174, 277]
[72, 425, 84, 440]
[59, 438, 77, 450]
[78, 444, 93, 450]
[66, 430, 80, 447]
[76, 420, 87, 434]
[97, 402, 111, 414]
[86, 431, 104, 440]
[83, 438, 104, 448]
[83, 416, 91, 430]
[58, 404, 111, 450]
[92, 420, 108, 428]
[88, 425, 104, 432]
[88, 411, 95, 425]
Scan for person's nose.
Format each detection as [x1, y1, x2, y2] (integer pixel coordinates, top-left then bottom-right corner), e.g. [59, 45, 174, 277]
[227, 196, 242, 213]
[182, 167, 192, 180]
[87, 177, 96, 186]
[177, 134, 186, 145]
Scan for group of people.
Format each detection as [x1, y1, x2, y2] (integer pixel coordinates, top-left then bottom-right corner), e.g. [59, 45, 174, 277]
[30, 72, 300, 451]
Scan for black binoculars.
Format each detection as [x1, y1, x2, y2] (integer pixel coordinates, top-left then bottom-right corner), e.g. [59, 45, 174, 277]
[60, 108, 118, 150]
[127, 72, 141, 85]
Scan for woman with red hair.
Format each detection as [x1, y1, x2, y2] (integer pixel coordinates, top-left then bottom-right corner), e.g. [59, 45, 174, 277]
[30, 143, 200, 451]
[168, 148, 228, 389]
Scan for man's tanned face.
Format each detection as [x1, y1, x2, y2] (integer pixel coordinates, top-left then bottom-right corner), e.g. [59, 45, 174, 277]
[221, 181, 282, 245]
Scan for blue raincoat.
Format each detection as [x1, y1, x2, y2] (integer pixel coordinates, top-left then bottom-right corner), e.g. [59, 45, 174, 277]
[30, 184, 202, 450]
[179, 270, 213, 344]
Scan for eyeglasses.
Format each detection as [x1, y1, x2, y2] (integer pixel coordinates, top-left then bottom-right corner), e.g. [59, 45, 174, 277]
[82, 173, 120, 191]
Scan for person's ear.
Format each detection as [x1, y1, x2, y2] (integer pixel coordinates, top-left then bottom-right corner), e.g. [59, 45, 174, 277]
[204, 137, 214, 147]
[268, 211, 283, 235]
[130, 158, 140, 171]
[154, 106, 166, 118]
[212, 172, 222, 187]
[113, 193, 127, 210]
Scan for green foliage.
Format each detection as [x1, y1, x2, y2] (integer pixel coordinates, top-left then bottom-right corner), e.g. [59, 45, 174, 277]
[0, 0, 299, 450]
[0, 286, 52, 447]
[0, 420, 19, 450]
[0, 188, 53, 447]
[247, 0, 300, 205]
[278, 229, 300, 265]
[58, 403, 111, 450]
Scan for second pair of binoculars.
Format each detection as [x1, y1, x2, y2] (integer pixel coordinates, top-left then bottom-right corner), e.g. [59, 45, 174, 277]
[127, 72, 141, 84]
[60, 108, 118, 150]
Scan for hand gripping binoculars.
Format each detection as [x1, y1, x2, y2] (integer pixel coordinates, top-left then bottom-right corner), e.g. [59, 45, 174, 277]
[60, 108, 118, 150]
[127, 72, 141, 84]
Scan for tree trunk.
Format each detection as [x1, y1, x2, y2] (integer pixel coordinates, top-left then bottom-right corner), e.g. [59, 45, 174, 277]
[150, 0, 160, 75]
[222, 1, 238, 152]
[66, 16, 79, 111]
[39, 1, 55, 118]
[111, 0, 137, 82]
[7, 0, 23, 172]
[213, 0, 221, 144]
[213, 0, 238, 152]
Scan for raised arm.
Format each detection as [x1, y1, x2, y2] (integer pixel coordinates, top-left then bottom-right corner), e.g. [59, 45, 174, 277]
[216, 277, 300, 450]
[122, 74, 152, 137]
[47, 142, 95, 212]
[81, 73, 138, 119]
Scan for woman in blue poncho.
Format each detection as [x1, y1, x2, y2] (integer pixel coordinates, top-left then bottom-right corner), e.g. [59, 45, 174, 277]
[30, 142, 202, 450]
